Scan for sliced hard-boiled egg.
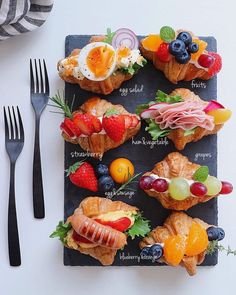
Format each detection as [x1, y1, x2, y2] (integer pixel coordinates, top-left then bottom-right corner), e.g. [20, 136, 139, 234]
[78, 42, 116, 81]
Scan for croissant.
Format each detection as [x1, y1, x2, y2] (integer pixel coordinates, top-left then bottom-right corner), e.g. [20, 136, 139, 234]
[140, 88, 226, 150]
[58, 35, 145, 95]
[140, 212, 210, 276]
[62, 97, 141, 159]
[55, 197, 139, 265]
[140, 29, 222, 84]
[141, 152, 228, 210]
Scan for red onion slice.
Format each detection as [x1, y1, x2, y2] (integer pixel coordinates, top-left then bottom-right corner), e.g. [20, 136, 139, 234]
[112, 28, 139, 50]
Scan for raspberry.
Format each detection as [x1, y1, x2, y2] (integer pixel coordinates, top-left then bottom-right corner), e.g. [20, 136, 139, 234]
[207, 52, 222, 77]
[156, 43, 171, 63]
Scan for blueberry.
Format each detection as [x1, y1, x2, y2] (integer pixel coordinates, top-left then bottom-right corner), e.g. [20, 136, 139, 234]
[96, 164, 109, 176]
[140, 246, 150, 257]
[148, 244, 163, 261]
[207, 226, 225, 241]
[175, 50, 191, 64]
[177, 31, 192, 46]
[169, 40, 186, 56]
[188, 42, 199, 53]
[98, 176, 115, 192]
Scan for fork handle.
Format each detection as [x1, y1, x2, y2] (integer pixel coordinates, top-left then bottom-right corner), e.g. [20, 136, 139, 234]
[33, 118, 45, 219]
[8, 162, 21, 266]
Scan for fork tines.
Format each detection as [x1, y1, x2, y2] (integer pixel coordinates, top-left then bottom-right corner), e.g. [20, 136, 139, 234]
[30, 59, 49, 95]
[4, 106, 24, 141]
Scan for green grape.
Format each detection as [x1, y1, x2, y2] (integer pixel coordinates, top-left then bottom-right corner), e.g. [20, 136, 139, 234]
[203, 176, 222, 196]
[169, 177, 190, 201]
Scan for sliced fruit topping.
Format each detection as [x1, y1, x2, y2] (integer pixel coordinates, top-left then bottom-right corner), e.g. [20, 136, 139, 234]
[176, 31, 192, 46]
[220, 181, 233, 194]
[191, 38, 207, 61]
[95, 217, 131, 232]
[204, 100, 225, 113]
[60, 118, 78, 138]
[123, 115, 132, 129]
[169, 177, 190, 200]
[190, 182, 207, 197]
[152, 178, 168, 192]
[131, 115, 139, 128]
[109, 158, 134, 184]
[139, 176, 155, 190]
[156, 43, 171, 63]
[207, 226, 225, 241]
[207, 108, 232, 125]
[98, 175, 115, 192]
[207, 52, 222, 77]
[198, 54, 215, 68]
[185, 221, 208, 256]
[164, 234, 186, 266]
[73, 113, 95, 136]
[102, 109, 125, 142]
[142, 34, 162, 52]
[66, 161, 98, 192]
[90, 115, 102, 133]
[203, 176, 222, 196]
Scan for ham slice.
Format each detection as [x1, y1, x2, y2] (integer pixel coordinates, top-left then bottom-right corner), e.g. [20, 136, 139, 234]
[150, 100, 214, 131]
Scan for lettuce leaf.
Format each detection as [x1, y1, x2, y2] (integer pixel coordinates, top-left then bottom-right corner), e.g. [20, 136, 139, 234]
[50, 221, 71, 245]
[126, 213, 151, 239]
[145, 120, 171, 140]
[156, 90, 183, 104]
[120, 59, 147, 75]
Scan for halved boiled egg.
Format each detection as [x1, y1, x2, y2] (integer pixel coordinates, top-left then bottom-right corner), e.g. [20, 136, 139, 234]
[78, 42, 116, 81]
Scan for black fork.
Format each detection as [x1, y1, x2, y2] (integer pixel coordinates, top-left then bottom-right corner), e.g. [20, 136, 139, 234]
[3, 106, 24, 266]
[30, 59, 49, 219]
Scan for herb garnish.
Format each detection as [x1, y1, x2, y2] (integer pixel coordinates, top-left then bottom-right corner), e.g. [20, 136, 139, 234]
[104, 28, 115, 44]
[193, 166, 209, 182]
[125, 212, 151, 239]
[207, 240, 236, 256]
[50, 221, 72, 245]
[160, 26, 175, 43]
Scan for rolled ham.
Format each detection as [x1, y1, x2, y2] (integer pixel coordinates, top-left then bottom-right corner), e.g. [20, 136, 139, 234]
[149, 100, 214, 131]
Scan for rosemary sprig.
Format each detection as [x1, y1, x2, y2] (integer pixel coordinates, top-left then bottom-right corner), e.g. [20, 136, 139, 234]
[49, 92, 74, 119]
[114, 171, 141, 195]
[207, 240, 236, 256]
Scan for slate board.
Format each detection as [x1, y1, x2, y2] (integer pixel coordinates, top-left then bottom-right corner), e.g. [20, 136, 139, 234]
[63, 35, 218, 266]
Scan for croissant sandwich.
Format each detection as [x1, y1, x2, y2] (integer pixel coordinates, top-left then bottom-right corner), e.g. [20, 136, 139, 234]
[137, 88, 231, 150]
[51, 95, 141, 159]
[50, 197, 150, 265]
[58, 28, 147, 95]
[140, 212, 225, 276]
[140, 26, 222, 84]
[139, 152, 233, 211]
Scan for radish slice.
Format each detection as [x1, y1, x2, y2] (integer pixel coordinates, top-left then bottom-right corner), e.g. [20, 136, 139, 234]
[204, 100, 225, 113]
[149, 102, 169, 110]
[112, 28, 139, 50]
[141, 108, 157, 119]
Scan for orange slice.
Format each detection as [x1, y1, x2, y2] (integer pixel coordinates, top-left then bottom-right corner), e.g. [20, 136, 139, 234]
[207, 109, 232, 125]
[185, 221, 208, 256]
[164, 234, 186, 266]
[142, 34, 162, 52]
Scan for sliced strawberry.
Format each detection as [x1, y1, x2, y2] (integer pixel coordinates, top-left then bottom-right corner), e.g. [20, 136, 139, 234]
[90, 115, 102, 133]
[60, 118, 77, 138]
[122, 115, 132, 129]
[73, 113, 94, 136]
[102, 109, 125, 142]
[131, 116, 139, 128]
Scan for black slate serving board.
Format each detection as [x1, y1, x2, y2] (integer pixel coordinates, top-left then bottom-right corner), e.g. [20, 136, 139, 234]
[64, 35, 218, 266]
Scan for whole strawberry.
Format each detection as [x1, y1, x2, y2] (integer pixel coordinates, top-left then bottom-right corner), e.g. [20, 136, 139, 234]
[102, 109, 125, 142]
[67, 161, 98, 192]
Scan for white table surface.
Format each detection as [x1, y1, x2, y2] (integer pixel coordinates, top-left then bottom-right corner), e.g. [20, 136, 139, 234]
[0, 0, 236, 294]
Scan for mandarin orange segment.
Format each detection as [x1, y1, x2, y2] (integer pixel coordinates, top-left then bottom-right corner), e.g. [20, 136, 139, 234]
[142, 34, 162, 52]
[191, 38, 208, 61]
[185, 221, 208, 256]
[163, 234, 186, 266]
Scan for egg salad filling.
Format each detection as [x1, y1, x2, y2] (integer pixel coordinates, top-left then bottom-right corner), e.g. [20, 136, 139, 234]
[59, 42, 146, 81]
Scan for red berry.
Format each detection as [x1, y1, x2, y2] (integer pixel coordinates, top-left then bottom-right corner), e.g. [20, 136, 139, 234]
[130, 115, 139, 128]
[156, 43, 171, 63]
[190, 182, 207, 197]
[152, 178, 168, 192]
[198, 54, 215, 68]
[207, 52, 222, 77]
[220, 181, 233, 194]
[122, 115, 132, 129]
[73, 114, 95, 136]
[139, 176, 154, 190]
[102, 109, 125, 142]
